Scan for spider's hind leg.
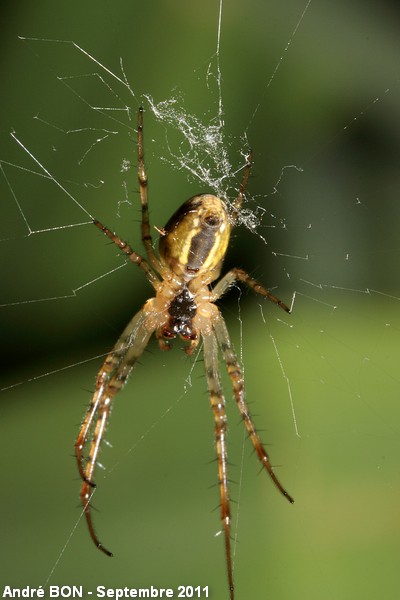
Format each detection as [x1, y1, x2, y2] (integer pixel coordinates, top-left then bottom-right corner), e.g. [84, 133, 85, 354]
[93, 219, 160, 289]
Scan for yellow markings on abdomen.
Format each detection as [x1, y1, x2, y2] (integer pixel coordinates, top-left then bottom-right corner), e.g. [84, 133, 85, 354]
[159, 194, 231, 282]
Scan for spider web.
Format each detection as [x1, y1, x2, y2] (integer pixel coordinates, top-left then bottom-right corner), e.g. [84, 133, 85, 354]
[1, 1, 400, 599]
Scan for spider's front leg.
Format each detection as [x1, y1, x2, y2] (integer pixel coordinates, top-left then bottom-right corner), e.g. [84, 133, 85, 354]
[76, 309, 155, 556]
[202, 329, 235, 600]
[213, 311, 294, 504]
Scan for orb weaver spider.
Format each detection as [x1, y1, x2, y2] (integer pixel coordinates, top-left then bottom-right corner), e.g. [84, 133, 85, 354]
[75, 107, 294, 600]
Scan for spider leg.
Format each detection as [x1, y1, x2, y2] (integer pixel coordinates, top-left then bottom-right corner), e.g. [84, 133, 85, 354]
[137, 107, 162, 272]
[93, 219, 160, 290]
[75, 309, 149, 484]
[202, 329, 234, 600]
[231, 150, 252, 224]
[213, 311, 294, 504]
[75, 309, 155, 556]
[211, 267, 291, 313]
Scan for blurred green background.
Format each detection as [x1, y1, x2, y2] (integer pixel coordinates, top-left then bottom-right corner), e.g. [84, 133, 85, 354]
[1, 1, 400, 599]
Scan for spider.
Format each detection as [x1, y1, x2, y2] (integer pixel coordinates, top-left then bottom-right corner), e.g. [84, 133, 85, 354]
[75, 107, 294, 600]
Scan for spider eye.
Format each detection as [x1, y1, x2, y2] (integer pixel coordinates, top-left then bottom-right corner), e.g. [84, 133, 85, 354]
[159, 194, 231, 282]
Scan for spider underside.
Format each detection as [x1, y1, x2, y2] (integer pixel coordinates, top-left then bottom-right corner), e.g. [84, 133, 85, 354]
[75, 108, 293, 600]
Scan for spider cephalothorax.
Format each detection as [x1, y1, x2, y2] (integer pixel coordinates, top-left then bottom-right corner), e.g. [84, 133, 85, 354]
[161, 286, 198, 342]
[76, 108, 293, 600]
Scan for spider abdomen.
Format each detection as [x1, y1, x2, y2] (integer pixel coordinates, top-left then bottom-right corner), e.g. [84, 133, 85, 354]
[159, 194, 231, 283]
